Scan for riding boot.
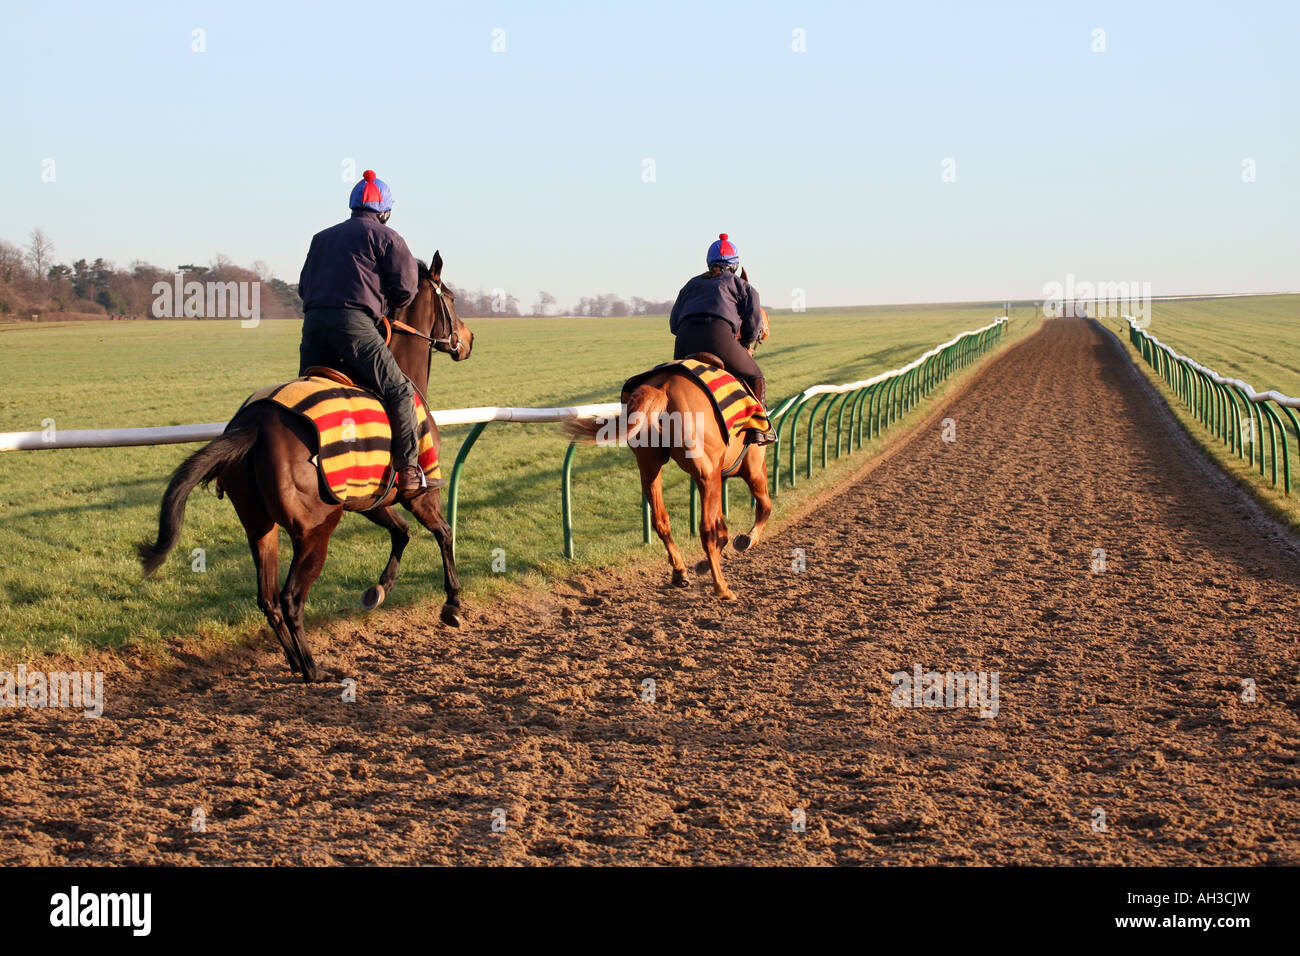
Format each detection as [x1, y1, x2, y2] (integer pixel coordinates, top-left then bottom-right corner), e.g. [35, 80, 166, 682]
[397, 465, 428, 499]
[746, 376, 778, 446]
[396, 461, 447, 499]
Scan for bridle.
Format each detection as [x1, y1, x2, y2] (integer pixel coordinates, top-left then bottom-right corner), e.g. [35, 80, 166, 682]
[380, 278, 462, 358]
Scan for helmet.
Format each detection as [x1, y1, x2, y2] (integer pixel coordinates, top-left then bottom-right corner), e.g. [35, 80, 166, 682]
[349, 170, 394, 213]
[706, 233, 740, 272]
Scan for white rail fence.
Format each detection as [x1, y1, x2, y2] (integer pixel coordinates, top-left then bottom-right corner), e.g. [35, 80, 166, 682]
[0, 404, 623, 452]
[1122, 314, 1299, 494]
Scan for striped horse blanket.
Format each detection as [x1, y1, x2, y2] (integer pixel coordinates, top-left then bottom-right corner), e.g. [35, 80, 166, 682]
[622, 358, 770, 444]
[234, 377, 440, 504]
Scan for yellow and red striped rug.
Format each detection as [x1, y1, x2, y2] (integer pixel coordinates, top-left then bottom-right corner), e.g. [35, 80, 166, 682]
[236, 377, 440, 504]
[622, 358, 769, 443]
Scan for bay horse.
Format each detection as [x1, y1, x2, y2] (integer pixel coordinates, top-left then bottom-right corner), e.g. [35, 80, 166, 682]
[569, 281, 773, 601]
[138, 251, 473, 682]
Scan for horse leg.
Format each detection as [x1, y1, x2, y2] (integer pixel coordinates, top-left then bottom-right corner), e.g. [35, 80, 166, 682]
[280, 509, 342, 683]
[638, 453, 689, 588]
[733, 447, 773, 552]
[694, 474, 732, 574]
[359, 505, 410, 610]
[249, 526, 302, 675]
[694, 468, 733, 600]
[715, 486, 731, 552]
[404, 491, 463, 628]
[224, 470, 303, 674]
[696, 459, 741, 575]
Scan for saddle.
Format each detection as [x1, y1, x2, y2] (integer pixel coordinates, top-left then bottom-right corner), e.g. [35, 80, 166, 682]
[684, 351, 728, 370]
[304, 365, 365, 391]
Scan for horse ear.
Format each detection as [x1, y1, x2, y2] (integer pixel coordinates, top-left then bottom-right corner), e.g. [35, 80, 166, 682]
[430, 250, 443, 278]
[740, 267, 749, 283]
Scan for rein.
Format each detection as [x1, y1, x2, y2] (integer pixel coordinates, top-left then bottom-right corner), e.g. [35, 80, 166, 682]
[380, 281, 461, 354]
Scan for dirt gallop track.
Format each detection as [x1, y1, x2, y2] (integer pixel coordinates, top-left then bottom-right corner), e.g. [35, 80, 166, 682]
[4, 317, 1299, 865]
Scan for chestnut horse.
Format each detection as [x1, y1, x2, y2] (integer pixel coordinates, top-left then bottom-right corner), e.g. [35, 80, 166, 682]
[570, 285, 773, 600]
[139, 251, 473, 682]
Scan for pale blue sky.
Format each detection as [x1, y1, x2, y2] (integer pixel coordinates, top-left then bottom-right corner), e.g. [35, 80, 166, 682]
[3, 0, 1296, 308]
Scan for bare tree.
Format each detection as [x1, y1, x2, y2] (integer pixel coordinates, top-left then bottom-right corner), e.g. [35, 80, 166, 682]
[602, 294, 630, 317]
[27, 228, 54, 278]
[532, 290, 556, 317]
[0, 240, 24, 283]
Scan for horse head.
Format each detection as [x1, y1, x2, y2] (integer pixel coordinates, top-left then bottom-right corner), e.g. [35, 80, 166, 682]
[388, 251, 475, 394]
[417, 250, 474, 362]
[739, 267, 770, 353]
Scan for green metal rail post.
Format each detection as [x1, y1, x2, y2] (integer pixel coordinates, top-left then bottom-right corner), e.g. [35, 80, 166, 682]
[446, 420, 490, 561]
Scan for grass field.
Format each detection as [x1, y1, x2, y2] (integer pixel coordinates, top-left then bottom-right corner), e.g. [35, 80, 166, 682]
[0, 303, 1034, 659]
[1103, 294, 1300, 528]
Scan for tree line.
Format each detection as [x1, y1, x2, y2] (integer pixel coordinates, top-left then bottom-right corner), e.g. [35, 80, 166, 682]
[0, 228, 675, 320]
[0, 230, 302, 319]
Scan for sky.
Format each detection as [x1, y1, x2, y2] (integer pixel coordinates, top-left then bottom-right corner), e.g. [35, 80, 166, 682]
[2, 0, 1297, 309]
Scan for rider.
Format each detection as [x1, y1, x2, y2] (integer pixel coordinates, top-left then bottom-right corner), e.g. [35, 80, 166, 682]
[669, 233, 777, 444]
[297, 170, 427, 498]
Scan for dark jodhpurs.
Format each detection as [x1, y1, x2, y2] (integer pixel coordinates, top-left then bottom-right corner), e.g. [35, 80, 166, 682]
[298, 307, 419, 469]
[673, 318, 766, 404]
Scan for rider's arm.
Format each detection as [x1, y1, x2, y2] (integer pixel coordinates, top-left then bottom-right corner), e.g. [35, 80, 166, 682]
[297, 239, 317, 307]
[737, 277, 762, 347]
[379, 231, 420, 313]
[668, 281, 689, 334]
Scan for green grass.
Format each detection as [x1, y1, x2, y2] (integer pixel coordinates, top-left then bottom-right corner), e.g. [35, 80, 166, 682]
[0, 304, 1035, 660]
[1101, 294, 1300, 528]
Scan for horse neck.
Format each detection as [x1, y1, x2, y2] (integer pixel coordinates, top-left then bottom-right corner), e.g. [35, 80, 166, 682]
[390, 292, 433, 398]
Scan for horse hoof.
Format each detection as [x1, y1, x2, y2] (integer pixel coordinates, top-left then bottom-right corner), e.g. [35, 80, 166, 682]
[440, 604, 462, 628]
[716, 589, 737, 602]
[694, 558, 712, 574]
[671, 571, 690, 588]
[361, 584, 386, 610]
[733, 534, 752, 552]
[301, 665, 321, 684]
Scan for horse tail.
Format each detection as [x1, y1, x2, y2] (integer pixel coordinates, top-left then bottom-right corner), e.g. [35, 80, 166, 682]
[137, 421, 259, 576]
[625, 385, 669, 446]
[563, 416, 606, 443]
[563, 384, 670, 446]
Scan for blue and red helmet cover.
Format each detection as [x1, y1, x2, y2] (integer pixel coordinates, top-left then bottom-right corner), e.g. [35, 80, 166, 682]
[707, 232, 739, 267]
[349, 169, 394, 212]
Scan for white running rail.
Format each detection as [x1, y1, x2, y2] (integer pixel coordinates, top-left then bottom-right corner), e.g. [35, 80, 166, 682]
[1122, 315, 1300, 409]
[0, 403, 624, 452]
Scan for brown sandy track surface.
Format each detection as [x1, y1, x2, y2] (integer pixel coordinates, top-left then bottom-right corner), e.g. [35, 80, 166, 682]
[3, 317, 1299, 865]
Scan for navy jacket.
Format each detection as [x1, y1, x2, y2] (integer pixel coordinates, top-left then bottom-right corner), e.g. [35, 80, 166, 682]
[298, 210, 419, 321]
[669, 271, 763, 346]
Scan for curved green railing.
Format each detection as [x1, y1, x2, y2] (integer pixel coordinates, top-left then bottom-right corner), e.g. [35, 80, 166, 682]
[1124, 316, 1298, 495]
